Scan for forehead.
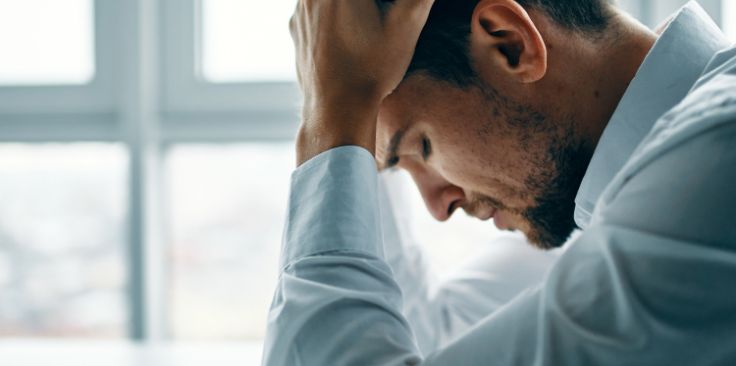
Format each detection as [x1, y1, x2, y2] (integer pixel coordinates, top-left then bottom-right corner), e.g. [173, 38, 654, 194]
[377, 75, 477, 162]
[376, 75, 443, 160]
[378, 75, 429, 126]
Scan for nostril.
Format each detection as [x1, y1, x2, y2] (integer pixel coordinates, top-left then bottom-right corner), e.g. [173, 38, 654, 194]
[447, 200, 461, 217]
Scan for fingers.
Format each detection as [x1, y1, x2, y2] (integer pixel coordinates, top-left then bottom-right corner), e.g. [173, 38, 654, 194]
[289, 15, 296, 41]
[289, 1, 306, 89]
[383, 0, 434, 54]
[386, 0, 434, 26]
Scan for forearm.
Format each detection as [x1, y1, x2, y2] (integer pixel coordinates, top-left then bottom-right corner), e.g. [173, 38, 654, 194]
[266, 254, 421, 366]
[263, 147, 421, 365]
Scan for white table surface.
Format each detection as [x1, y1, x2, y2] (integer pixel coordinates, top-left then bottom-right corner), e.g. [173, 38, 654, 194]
[0, 339, 263, 366]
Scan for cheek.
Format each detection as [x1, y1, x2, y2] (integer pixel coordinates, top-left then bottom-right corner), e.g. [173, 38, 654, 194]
[432, 138, 536, 208]
[418, 92, 539, 205]
[428, 108, 517, 179]
[432, 134, 505, 186]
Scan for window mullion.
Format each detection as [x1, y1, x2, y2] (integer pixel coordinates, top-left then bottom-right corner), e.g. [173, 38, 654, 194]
[112, 0, 166, 342]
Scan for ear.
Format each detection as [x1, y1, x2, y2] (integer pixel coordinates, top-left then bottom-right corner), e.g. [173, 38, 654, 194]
[469, 0, 547, 83]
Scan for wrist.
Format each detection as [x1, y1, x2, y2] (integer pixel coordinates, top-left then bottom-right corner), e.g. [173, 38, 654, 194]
[296, 122, 377, 167]
[296, 100, 379, 166]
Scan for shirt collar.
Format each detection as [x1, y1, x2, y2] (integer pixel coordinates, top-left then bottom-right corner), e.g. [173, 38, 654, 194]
[573, 1, 730, 229]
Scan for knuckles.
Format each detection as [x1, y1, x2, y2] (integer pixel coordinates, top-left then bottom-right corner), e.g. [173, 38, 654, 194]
[288, 15, 297, 39]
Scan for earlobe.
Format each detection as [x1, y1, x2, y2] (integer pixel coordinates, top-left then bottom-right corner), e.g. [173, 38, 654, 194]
[471, 0, 547, 83]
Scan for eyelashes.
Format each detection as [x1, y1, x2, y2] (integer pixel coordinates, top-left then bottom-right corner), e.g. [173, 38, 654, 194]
[421, 136, 432, 161]
[386, 135, 431, 170]
[388, 156, 400, 168]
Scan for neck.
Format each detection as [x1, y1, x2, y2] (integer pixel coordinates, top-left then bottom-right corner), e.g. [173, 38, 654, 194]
[567, 12, 658, 148]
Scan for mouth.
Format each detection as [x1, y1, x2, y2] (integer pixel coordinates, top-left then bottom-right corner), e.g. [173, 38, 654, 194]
[476, 208, 496, 221]
[492, 210, 512, 230]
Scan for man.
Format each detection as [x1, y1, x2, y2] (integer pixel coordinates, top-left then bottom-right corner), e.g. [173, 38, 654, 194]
[264, 0, 736, 364]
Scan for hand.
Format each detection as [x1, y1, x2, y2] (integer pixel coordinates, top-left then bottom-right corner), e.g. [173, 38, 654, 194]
[290, 0, 434, 165]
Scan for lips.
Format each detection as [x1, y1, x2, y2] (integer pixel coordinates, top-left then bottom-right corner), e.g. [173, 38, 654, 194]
[476, 208, 496, 221]
[493, 211, 510, 230]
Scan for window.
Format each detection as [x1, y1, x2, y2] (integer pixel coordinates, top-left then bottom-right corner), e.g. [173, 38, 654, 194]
[200, 0, 296, 82]
[166, 144, 292, 339]
[0, 144, 127, 337]
[724, 0, 736, 41]
[162, 0, 300, 113]
[0, 0, 95, 85]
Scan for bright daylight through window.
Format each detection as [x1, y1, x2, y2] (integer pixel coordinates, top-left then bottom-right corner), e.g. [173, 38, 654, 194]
[166, 144, 292, 339]
[0, 144, 128, 337]
[201, 0, 296, 82]
[0, 0, 95, 85]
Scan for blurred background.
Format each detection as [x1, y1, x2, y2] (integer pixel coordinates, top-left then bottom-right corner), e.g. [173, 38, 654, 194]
[0, 0, 733, 364]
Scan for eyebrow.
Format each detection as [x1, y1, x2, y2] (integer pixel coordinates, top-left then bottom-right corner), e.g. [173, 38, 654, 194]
[382, 127, 407, 170]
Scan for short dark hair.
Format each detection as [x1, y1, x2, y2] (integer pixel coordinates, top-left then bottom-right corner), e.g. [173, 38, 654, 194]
[407, 0, 612, 86]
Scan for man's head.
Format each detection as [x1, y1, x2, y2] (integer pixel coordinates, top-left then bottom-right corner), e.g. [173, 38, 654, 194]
[377, 0, 653, 249]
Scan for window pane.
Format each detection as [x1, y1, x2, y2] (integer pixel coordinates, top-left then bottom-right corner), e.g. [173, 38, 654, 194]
[0, 0, 95, 85]
[201, 0, 296, 82]
[0, 144, 128, 337]
[166, 144, 292, 339]
[724, 0, 736, 42]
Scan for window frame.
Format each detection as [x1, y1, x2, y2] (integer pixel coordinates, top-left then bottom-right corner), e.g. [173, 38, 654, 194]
[0, 0, 115, 115]
[160, 0, 299, 118]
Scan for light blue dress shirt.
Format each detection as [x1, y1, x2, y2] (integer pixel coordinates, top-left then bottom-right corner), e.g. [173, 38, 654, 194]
[263, 2, 736, 365]
[573, 1, 733, 228]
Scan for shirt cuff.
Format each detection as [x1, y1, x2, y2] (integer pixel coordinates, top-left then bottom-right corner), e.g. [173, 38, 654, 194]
[280, 146, 383, 268]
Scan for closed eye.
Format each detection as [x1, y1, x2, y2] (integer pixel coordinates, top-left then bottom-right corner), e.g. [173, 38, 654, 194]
[421, 136, 432, 161]
[387, 156, 400, 169]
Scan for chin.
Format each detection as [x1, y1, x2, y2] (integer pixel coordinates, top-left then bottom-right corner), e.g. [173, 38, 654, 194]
[524, 226, 572, 250]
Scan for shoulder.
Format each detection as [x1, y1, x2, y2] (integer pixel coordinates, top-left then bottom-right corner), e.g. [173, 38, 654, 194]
[591, 71, 736, 247]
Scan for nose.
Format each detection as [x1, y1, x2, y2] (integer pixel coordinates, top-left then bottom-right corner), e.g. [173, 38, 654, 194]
[416, 180, 466, 222]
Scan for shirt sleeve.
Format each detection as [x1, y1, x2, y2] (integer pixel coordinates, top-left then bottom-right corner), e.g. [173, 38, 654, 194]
[262, 146, 423, 366]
